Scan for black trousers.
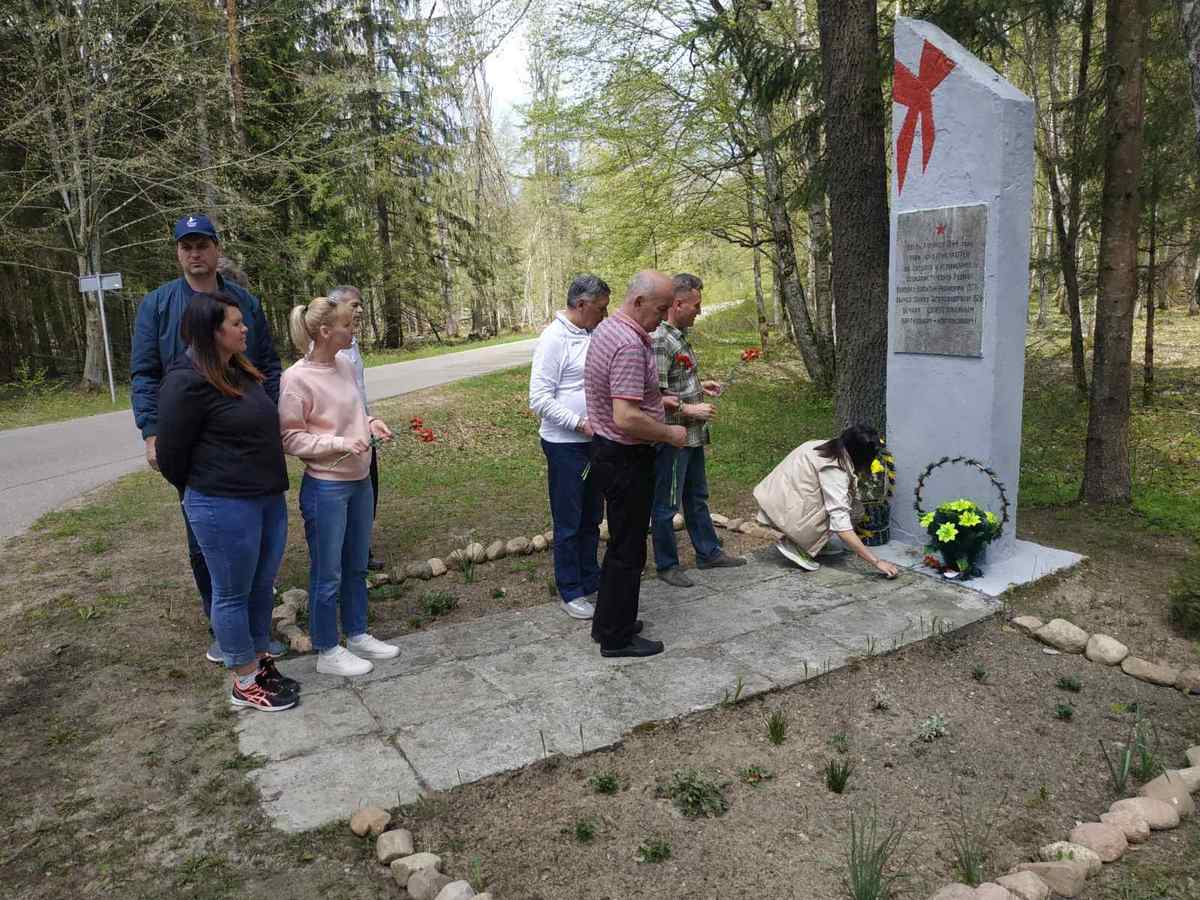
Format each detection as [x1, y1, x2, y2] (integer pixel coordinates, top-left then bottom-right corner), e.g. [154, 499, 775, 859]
[589, 436, 656, 647]
[370, 445, 379, 520]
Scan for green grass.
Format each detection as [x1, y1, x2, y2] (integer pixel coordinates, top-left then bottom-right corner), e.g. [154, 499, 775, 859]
[0, 381, 132, 430]
[361, 329, 534, 367]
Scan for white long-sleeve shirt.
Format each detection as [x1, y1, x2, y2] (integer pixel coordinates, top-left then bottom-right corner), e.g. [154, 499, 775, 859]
[336, 337, 369, 414]
[528, 312, 591, 443]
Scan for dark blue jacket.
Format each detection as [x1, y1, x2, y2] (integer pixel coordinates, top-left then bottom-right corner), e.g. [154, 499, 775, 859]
[131, 275, 282, 438]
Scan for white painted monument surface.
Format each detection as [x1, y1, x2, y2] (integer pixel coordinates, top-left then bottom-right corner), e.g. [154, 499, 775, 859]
[881, 18, 1082, 589]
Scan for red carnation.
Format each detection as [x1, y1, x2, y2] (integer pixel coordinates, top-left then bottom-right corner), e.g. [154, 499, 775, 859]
[741, 348, 761, 363]
[674, 352, 693, 371]
[418, 428, 436, 443]
[409, 416, 424, 430]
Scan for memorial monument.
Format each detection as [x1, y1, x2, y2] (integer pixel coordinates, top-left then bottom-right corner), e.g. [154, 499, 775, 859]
[881, 17, 1081, 591]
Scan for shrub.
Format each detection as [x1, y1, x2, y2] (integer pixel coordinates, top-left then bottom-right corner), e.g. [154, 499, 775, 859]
[825, 757, 855, 794]
[659, 769, 728, 818]
[588, 772, 619, 795]
[637, 838, 672, 863]
[1168, 550, 1200, 638]
[915, 714, 947, 742]
[421, 590, 457, 616]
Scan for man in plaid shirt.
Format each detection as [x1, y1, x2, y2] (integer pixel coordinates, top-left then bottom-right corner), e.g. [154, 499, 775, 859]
[651, 273, 747, 587]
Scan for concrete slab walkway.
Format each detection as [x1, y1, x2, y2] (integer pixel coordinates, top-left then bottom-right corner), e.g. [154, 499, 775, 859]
[246, 548, 1000, 832]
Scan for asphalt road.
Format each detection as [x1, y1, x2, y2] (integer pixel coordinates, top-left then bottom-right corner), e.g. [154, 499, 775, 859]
[0, 338, 537, 542]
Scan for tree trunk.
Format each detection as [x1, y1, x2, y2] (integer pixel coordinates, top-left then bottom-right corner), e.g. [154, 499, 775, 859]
[808, 188, 834, 346]
[746, 183, 769, 353]
[1143, 168, 1157, 404]
[225, 0, 247, 148]
[436, 209, 458, 336]
[816, 0, 889, 430]
[754, 106, 831, 389]
[1180, 1, 1200, 160]
[1080, 0, 1149, 504]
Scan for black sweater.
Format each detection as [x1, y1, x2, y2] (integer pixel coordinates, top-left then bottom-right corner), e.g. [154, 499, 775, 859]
[156, 355, 289, 497]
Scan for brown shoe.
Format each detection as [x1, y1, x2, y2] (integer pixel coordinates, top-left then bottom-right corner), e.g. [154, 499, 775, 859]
[658, 567, 694, 587]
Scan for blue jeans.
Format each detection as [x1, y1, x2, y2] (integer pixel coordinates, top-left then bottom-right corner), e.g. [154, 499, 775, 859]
[299, 475, 373, 652]
[182, 489, 287, 668]
[651, 444, 722, 572]
[542, 439, 603, 603]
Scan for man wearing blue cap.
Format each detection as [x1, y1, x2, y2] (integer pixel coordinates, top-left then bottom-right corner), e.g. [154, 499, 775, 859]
[131, 214, 283, 662]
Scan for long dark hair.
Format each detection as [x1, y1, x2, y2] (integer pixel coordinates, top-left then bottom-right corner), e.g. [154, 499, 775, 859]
[180, 292, 263, 398]
[815, 424, 881, 474]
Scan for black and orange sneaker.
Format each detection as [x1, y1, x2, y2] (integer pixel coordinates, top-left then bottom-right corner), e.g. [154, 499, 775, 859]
[257, 656, 301, 697]
[230, 676, 296, 712]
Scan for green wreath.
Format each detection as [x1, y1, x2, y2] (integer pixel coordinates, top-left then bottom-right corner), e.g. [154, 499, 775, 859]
[914, 456, 1010, 575]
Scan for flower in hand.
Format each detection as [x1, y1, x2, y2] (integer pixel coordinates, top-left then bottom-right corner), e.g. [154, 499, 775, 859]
[674, 352, 694, 371]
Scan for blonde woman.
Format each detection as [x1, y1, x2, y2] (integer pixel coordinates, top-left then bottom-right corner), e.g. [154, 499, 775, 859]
[280, 297, 397, 676]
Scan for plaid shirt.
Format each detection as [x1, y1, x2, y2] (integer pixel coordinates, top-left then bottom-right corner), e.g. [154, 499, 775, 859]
[652, 322, 709, 447]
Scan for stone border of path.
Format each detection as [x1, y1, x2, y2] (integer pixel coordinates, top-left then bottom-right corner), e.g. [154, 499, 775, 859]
[926, 744, 1200, 899]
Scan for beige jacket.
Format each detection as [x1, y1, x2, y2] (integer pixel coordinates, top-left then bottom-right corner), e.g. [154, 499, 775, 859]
[753, 440, 862, 555]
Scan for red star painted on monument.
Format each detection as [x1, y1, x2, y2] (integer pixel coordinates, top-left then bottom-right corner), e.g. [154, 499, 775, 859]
[935, 224, 946, 236]
[894, 40, 957, 194]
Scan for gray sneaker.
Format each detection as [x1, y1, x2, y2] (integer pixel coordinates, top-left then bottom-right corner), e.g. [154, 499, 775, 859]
[206, 638, 222, 664]
[658, 567, 694, 587]
[776, 539, 820, 571]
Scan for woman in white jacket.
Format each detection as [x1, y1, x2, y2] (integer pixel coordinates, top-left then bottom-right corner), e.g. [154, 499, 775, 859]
[528, 275, 611, 619]
[754, 425, 899, 578]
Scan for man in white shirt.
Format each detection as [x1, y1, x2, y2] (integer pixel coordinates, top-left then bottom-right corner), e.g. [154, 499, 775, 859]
[529, 275, 610, 619]
[329, 285, 384, 571]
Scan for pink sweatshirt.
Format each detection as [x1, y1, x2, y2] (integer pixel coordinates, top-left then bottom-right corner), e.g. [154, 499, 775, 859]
[279, 357, 373, 481]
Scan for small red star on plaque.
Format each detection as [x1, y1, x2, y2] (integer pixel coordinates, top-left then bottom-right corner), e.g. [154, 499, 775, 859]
[935, 224, 946, 236]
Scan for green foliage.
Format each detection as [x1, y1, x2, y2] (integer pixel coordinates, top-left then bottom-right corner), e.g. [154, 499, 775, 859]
[766, 710, 788, 745]
[1054, 702, 1075, 721]
[1056, 675, 1082, 693]
[738, 766, 773, 786]
[572, 819, 596, 843]
[637, 838, 672, 864]
[588, 773, 619, 795]
[915, 715, 947, 743]
[658, 769, 729, 819]
[421, 591, 458, 617]
[971, 665, 989, 683]
[846, 806, 907, 900]
[1100, 738, 1135, 795]
[947, 796, 996, 887]
[829, 732, 850, 754]
[1169, 550, 1200, 639]
[824, 757, 855, 794]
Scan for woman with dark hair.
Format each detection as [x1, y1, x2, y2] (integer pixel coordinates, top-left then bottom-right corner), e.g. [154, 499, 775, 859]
[753, 425, 899, 578]
[156, 292, 298, 711]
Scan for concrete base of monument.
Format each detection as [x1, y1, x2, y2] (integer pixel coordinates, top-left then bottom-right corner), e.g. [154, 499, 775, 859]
[873, 539, 1085, 598]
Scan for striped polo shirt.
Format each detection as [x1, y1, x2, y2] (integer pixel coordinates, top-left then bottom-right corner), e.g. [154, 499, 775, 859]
[584, 310, 665, 445]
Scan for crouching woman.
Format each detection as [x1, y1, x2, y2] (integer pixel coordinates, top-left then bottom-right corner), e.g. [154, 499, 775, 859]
[753, 425, 899, 578]
[156, 292, 297, 711]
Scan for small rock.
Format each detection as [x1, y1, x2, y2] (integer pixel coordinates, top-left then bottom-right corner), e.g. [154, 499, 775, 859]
[974, 884, 1015, 900]
[738, 521, 757, 534]
[447, 549, 467, 568]
[485, 540, 506, 561]
[466, 542, 486, 564]
[390, 567, 409, 584]
[1100, 810, 1150, 844]
[1170, 766, 1200, 793]
[506, 536, 531, 555]
[367, 573, 391, 589]
[1034, 618, 1088, 653]
[1037, 841, 1101, 875]
[542, 529, 554, 545]
[406, 561, 434, 581]
[1175, 668, 1200, 695]
[532, 534, 548, 551]
[1138, 772, 1195, 818]
[1012, 861, 1088, 898]
[1189, 746, 1200, 768]
[434, 882, 476, 900]
[1009, 615, 1043, 635]
[390, 852, 442, 887]
[429, 558, 447, 577]
[1084, 633, 1128, 665]
[711, 513, 729, 527]
[278, 623, 312, 653]
[1041, 648, 1060, 656]
[375, 828, 415, 864]
[726, 517, 744, 531]
[1120, 655, 1179, 686]
[349, 806, 390, 837]
[928, 885, 975, 900]
[280, 587, 308, 608]
[672, 513, 685, 531]
[1110, 796, 1180, 830]
[271, 604, 297, 625]
[1068, 822, 1126, 862]
[408, 868, 454, 900]
[996, 871, 1050, 900]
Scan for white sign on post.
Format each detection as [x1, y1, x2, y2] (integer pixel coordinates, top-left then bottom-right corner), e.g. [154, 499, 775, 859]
[77, 271, 123, 404]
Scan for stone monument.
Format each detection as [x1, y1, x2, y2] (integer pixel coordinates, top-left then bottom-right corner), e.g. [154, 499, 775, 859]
[882, 18, 1081, 591]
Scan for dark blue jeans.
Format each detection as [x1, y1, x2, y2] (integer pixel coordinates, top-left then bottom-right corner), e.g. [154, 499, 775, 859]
[182, 489, 288, 668]
[651, 444, 722, 572]
[542, 439, 603, 603]
[298, 474, 373, 652]
[179, 493, 214, 619]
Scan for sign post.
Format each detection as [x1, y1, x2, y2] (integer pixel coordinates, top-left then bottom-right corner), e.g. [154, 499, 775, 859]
[78, 272, 123, 404]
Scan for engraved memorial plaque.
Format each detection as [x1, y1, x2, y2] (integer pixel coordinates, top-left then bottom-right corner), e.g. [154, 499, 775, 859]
[894, 203, 987, 357]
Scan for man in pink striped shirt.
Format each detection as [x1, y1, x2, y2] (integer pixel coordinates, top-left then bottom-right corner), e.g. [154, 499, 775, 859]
[584, 271, 687, 658]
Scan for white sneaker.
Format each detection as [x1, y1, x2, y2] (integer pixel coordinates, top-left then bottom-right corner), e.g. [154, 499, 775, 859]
[562, 598, 595, 619]
[347, 633, 400, 660]
[776, 539, 820, 571]
[316, 645, 374, 676]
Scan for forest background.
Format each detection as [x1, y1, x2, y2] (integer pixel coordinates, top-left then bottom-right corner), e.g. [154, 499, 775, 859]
[2, 0, 1199, 497]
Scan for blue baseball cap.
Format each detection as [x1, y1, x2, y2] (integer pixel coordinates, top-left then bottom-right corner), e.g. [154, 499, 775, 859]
[173, 214, 220, 242]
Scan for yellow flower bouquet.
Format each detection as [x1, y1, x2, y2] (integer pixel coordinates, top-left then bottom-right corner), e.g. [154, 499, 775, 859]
[855, 442, 896, 546]
[921, 498, 1001, 576]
